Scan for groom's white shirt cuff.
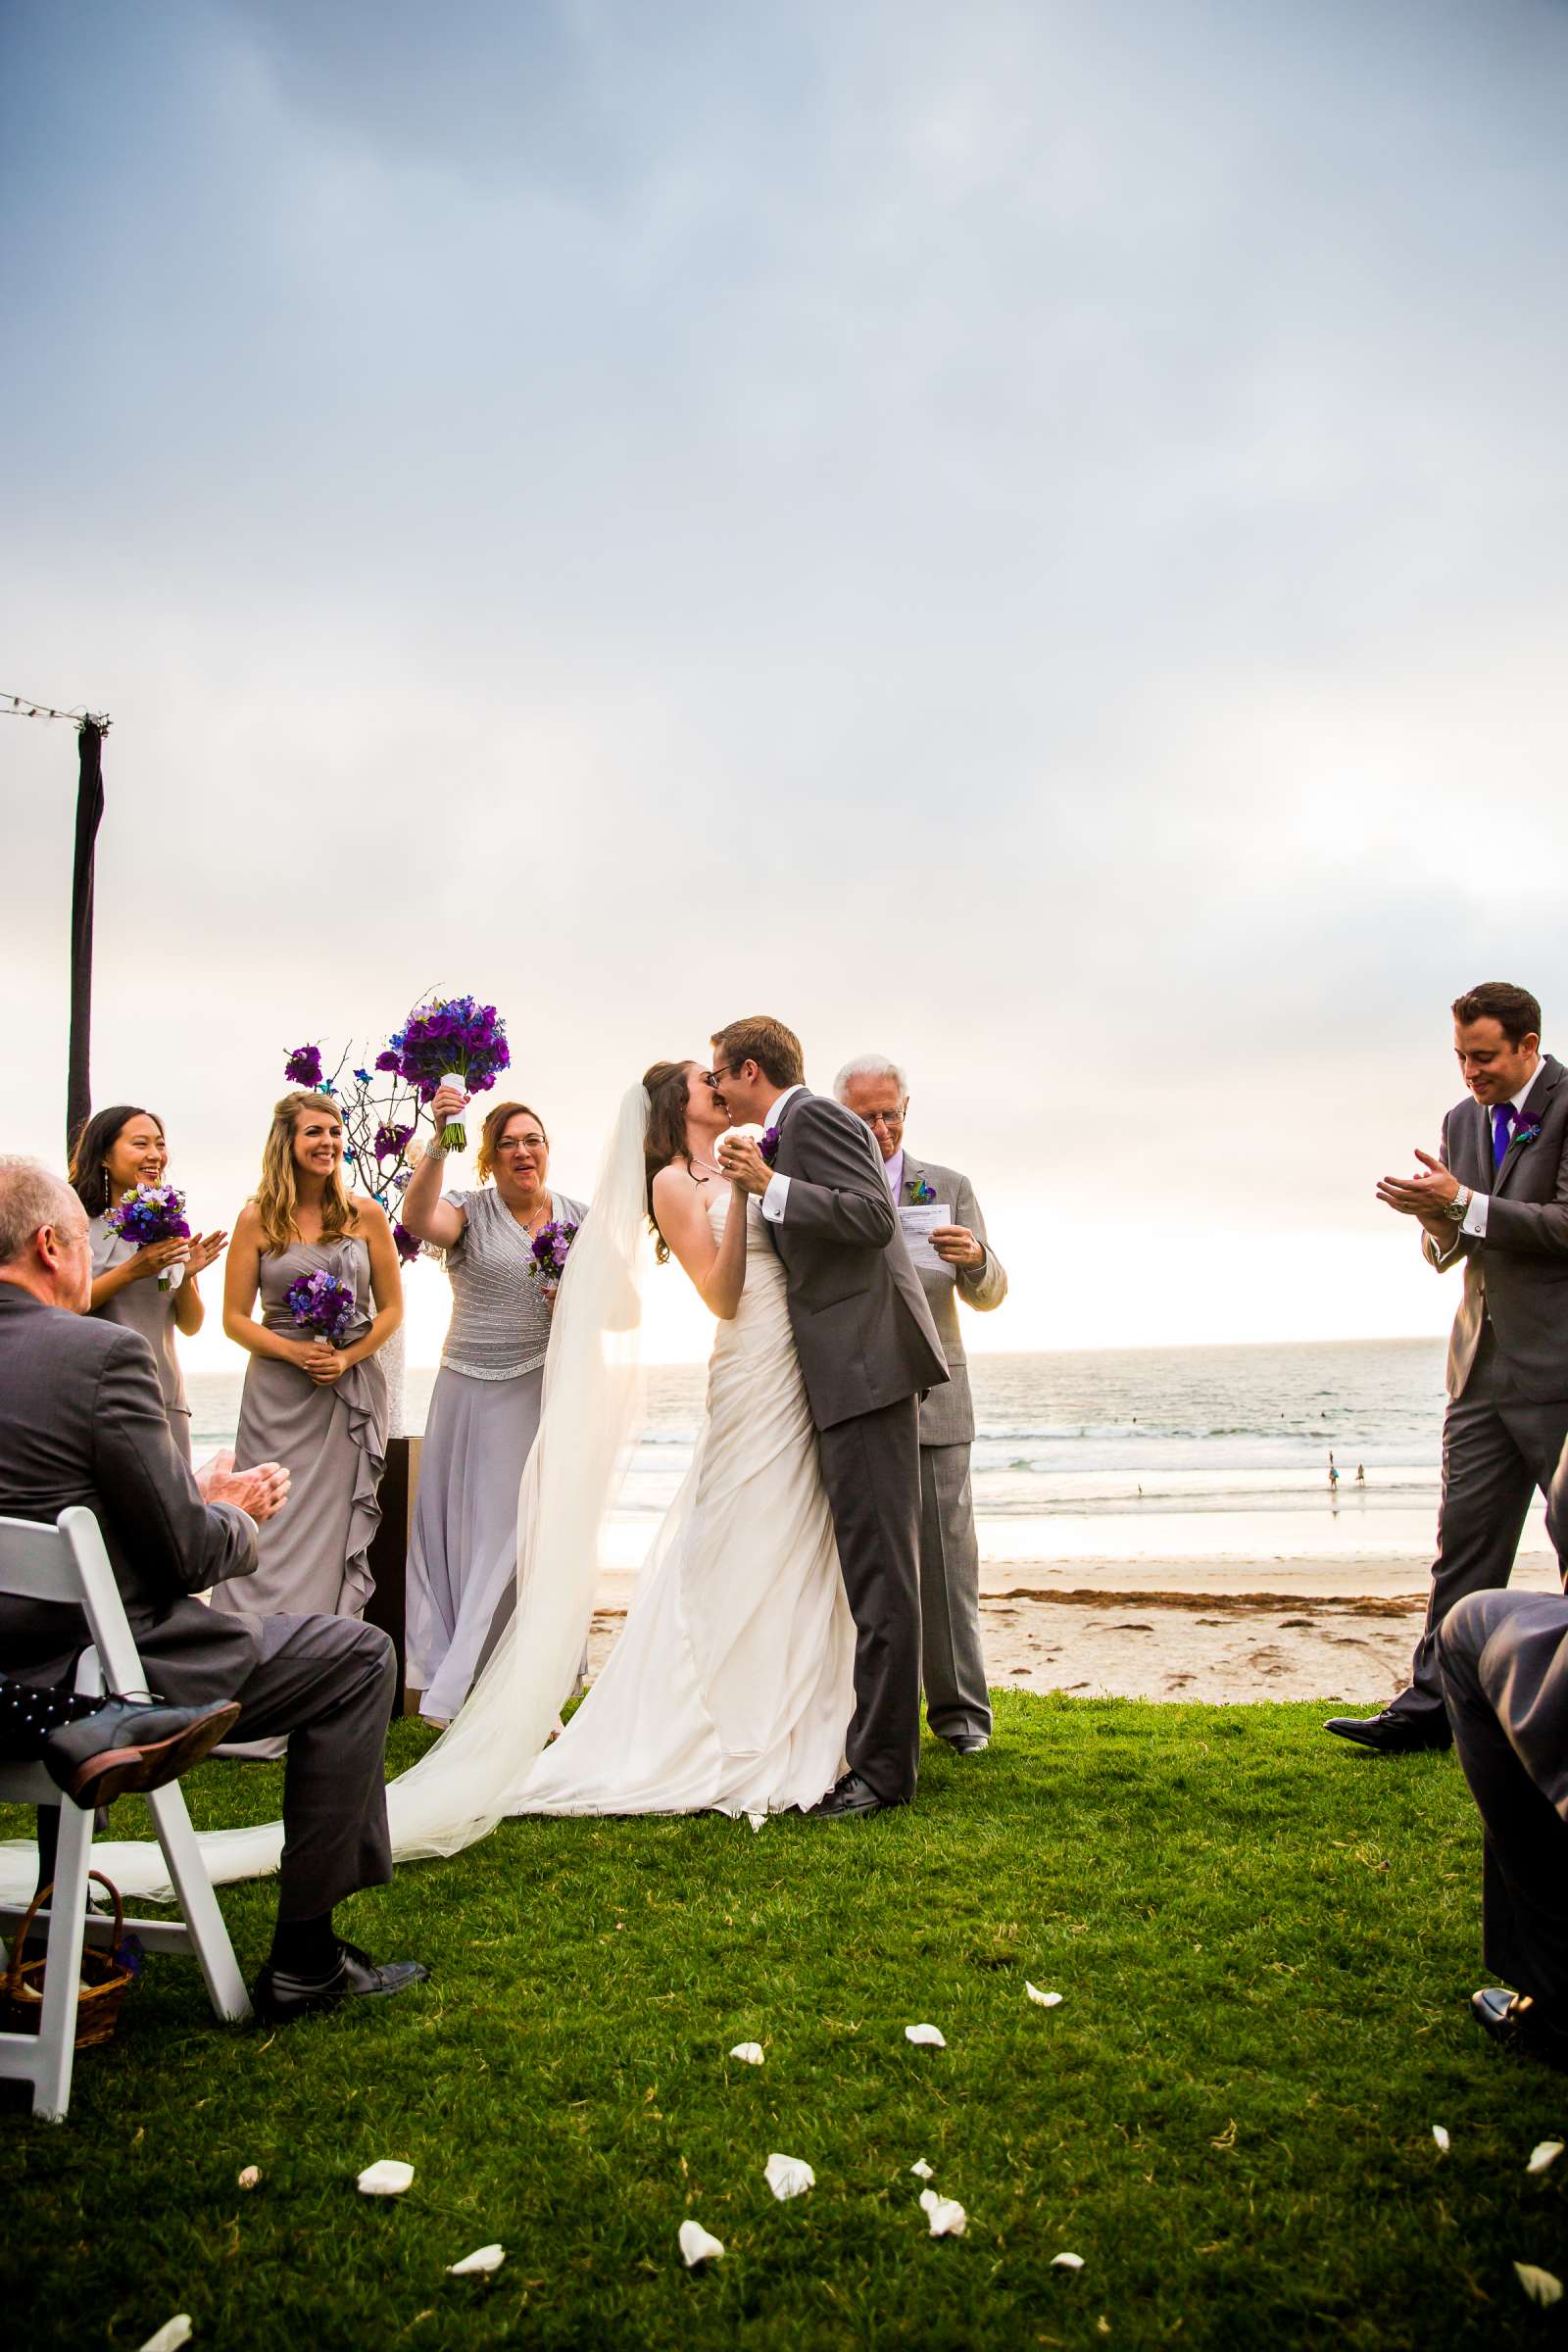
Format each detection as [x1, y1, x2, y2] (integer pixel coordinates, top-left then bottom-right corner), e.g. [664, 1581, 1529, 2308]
[757, 1085, 806, 1224]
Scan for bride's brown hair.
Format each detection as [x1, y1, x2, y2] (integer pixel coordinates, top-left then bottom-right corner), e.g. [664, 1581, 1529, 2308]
[642, 1059, 697, 1264]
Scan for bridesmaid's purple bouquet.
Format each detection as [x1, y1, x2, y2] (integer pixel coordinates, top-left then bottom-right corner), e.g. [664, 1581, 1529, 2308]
[284, 1266, 358, 1348]
[527, 1220, 579, 1299]
[105, 1183, 191, 1292]
[376, 994, 511, 1154]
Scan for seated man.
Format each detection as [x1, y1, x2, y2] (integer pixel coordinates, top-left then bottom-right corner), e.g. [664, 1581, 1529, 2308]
[0, 1674, 239, 1805]
[0, 1156, 427, 2025]
[1437, 1586, 1568, 2069]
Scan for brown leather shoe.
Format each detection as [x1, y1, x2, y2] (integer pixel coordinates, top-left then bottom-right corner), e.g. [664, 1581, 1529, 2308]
[41, 1698, 243, 1806]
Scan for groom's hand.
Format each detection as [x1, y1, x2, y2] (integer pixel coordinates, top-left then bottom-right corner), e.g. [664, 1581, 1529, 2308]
[1376, 1149, 1460, 1219]
[716, 1135, 772, 1197]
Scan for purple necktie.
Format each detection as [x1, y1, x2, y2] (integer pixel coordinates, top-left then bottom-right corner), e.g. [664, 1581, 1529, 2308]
[1492, 1104, 1515, 1170]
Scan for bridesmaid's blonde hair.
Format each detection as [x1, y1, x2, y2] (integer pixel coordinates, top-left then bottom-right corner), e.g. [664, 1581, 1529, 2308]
[254, 1092, 361, 1254]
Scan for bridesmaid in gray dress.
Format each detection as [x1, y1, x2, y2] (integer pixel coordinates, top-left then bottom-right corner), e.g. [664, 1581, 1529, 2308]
[69, 1102, 228, 1464]
[399, 1087, 588, 1725]
[216, 1091, 403, 1631]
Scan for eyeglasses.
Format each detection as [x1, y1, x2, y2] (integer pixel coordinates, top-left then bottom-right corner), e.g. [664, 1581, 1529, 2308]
[704, 1066, 737, 1090]
[495, 1136, 545, 1152]
[858, 1107, 906, 1130]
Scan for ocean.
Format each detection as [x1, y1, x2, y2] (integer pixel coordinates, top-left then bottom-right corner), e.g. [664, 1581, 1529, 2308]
[185, 1336, 1549, 1583]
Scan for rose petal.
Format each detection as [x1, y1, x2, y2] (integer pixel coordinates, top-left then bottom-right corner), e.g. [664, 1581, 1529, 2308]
[237, 2165, 261, 2189]
[446, 2245, 505, 2277]
[357, 2159, 415, 2197]
[765, 2151, 815, 2201]
[729, 2041, 764, 2066]
[1514, 2263, 1563, 2308]
[138, 2323, 192, 2352]
[918, 2187, 967, 2237]
[1052, 2251, 1086, 2271]
[905, 2023, 947, 2047]
[1526, 2141, 1563, 2177]
[747, 1813, 766, 1835]
[679, 2220, 725, 2268]
[1025, 1982, 1064, 2007]
[1431, 2127, 1450, 2154]
[910, 2159, 935, 2180]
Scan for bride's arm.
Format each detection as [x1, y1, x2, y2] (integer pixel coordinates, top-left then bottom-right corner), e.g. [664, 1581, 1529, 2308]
[652, 1171, 749, 1320]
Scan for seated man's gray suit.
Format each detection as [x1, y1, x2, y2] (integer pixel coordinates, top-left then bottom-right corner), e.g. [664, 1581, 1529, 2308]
[0, 1284, 393, 1923]
[898, 1151, 1007, 1745]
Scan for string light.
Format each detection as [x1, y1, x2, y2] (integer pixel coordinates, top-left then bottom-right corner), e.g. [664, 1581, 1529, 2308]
[1, 692, 111, 730]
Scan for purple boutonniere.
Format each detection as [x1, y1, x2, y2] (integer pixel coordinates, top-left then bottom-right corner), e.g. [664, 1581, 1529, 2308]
[906, 1175, 937, 1204]
[1512, 1119, 1544, 1151]
[759, 1126, 781, 1168]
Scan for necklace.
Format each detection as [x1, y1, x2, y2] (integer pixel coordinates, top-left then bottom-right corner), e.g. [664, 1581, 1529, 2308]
[687, 1156, 726, 1183]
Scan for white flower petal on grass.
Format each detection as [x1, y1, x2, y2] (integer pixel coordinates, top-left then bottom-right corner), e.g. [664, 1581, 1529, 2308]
[910, 2159, 935, 2180]
[1431, 2127, 1450, 2154]
[905, 2023, 947, 2047]
[446, 2245, 505, 2277]
[729, 2041, 764, 2066]
[1526, 2141, 1563, 2176]
[1514, 2263, 1563, 2308]
[1025, 1983, 1063, 2007]
[137, 2322, 192, 2352]
[1052, 2251, 1086, 2271]
[237, 2165, 261, 2189]
[747, 1813, 766, 1835]
[918, 2187, 967, 2237]
[765, 2152, 815, 2201]
[357, 2159, 415, 2197]
[679, 2220, 725, 2268]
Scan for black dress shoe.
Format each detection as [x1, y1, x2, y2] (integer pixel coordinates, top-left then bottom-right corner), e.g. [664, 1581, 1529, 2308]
[944, 1733, 990, 1755]
[1322, 1710, 1452, 1754]
[807, 1771, 901, 1819]
[1472, 1987, 1568, 2070]
[40, 1696, 243, 1805]
[252, 1939, 431, 2025]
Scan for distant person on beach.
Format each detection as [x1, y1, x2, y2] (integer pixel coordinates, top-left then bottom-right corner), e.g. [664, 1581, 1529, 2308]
[836, 1054, 1007, 1757]
[1439, 1586, 1568, 2070]
[1328, 982, 1568, 1756]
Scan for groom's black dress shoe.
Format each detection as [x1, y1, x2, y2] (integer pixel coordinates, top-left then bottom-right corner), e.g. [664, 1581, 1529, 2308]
[1322, 1710, 1452, 1755]
[1471, 1987, 1568, 2071]
[808, 1772, 900, 1819]
[252, 1939, 431, 2025]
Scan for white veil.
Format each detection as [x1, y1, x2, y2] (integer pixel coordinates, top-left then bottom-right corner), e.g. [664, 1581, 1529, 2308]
[0, 1083, 652, 1906]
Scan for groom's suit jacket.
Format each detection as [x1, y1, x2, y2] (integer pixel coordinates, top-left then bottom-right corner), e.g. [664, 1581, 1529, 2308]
[1424, 1053, 1568, 1401]
[899, 1152, 1007, 1448]
[766, 1090, 948, 1431]
[0, 1285, 261, 1698]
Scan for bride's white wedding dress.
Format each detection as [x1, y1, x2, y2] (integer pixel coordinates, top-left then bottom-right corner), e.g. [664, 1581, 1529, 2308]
[514, 1187, 854, 1816]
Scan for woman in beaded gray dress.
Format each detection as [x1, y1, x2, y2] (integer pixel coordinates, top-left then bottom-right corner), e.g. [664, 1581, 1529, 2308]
[216, 1092, 403, 1633]
[399, 1089, 588, 1725]
[69, 1103, 228, 1464]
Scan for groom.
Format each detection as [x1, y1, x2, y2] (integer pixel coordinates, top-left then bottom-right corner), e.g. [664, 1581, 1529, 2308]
[710, 1016, 949, 1816]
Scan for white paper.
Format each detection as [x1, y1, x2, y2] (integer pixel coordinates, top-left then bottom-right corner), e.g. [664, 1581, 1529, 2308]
[897, 1203, 953, 1272]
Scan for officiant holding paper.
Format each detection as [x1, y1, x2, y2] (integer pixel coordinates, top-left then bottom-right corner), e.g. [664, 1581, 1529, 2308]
[836, 1056, 1007, 1754]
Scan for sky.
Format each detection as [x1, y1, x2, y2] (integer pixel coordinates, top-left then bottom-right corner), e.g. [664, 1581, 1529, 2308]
[3, 0, 1566, 1368]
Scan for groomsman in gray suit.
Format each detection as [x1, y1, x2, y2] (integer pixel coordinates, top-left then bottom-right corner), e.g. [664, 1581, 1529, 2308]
[836, 1056, 1007, 1755]
[1328, 982, 1568, 1754]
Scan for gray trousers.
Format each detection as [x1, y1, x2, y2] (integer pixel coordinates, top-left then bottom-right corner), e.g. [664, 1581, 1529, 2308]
[1396, 1328, 1568, 1727]
[919, 1444, 991, 1742]
[818, 1395, 923, 1805]
[1438, 1587, 1568, 2009]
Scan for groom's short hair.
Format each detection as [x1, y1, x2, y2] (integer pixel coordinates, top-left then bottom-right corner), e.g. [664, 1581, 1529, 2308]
[1451, 982, 1541, 1046]
[711, 1016, 805, 1090]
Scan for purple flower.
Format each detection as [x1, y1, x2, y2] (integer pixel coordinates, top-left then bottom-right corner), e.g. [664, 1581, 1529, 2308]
[527, 1219, 579, 1285]
[105, 1184, 191, 1250]
[759, 1126, 781, 1168]
[392, 1221, 421, 1265]
[379, 994, 512, 1152]
[283, 1043, 324, 1089]
[374, 1122, 414, 1162]
[373, 1049, 400, 1074]
[906, 1176, 937, 1204]
[284, 1266, 357, 1346]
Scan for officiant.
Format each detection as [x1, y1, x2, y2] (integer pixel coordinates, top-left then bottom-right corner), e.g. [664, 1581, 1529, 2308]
[836, 1055, 1007, 1755]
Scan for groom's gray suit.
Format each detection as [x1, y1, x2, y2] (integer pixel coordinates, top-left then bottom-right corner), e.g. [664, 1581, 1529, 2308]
[1396, 1052, 1568, 1728]
[763, 1090, 948, 1802]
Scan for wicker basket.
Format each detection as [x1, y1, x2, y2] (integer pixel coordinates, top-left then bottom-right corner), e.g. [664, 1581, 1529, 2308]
[1, 1871, 137, 2050]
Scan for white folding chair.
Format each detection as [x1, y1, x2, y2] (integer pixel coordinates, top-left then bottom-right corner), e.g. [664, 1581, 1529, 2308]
[0, 1505, 251, 2121]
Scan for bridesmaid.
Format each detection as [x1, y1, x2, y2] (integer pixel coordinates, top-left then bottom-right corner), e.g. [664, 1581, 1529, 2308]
[399, 1086, 588, 1725]
[216, 1090, 402, 1630]
[69, 1103, 227, 1464]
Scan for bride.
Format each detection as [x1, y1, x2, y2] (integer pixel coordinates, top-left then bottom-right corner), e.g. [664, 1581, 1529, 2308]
[58, 1061, 856, 1901]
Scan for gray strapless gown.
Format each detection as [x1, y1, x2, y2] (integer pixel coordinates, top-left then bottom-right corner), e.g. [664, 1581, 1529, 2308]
[213, 1238, 389, 1625]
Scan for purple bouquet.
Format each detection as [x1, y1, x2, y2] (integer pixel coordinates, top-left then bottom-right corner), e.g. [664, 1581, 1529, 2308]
[284, 1266, 358, 1348]
[376, 995, 511, 1154]
[528, 1220, 579, 1297]
[105, 1183, 191, 1292]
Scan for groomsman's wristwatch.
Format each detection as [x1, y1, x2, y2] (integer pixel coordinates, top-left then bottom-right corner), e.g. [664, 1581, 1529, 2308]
[1443, 1185, 1472, 1222]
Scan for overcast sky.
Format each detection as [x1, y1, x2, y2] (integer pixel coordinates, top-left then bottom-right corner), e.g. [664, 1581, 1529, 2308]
[3, 0, 1566, 1366]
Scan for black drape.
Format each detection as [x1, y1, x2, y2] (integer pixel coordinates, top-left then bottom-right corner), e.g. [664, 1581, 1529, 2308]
[67, 719, 106, 1155]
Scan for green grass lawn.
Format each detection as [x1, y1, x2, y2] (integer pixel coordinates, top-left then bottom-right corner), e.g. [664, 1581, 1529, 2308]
[4, 1695, 1565, 2350]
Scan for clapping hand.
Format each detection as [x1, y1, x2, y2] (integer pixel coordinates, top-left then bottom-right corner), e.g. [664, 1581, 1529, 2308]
[715, 1133, 772, 1197]
[1375, 1150, 1460, 1221]
[197, 1448, 291, 1525]
[184, 1230, 228, 1277]
[130, 1236, 191, 1283]
[929, 1223, 985, 1269]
